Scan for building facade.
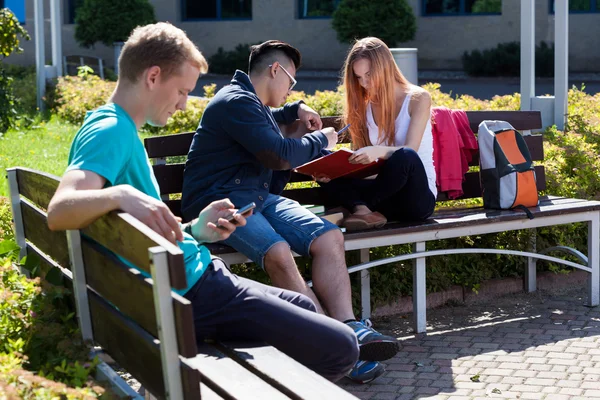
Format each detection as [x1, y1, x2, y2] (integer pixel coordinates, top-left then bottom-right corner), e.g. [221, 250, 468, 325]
[6, 0, 600, 72]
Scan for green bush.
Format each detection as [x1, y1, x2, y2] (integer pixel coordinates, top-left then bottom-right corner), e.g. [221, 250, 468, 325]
[332, 0, 416, 47]
[51, 74, 116, 125]
[0, 8, 31, 133]
[462, 41, 555, 77]
[207, 43, 256, 75]
[75, 0, 155, 48]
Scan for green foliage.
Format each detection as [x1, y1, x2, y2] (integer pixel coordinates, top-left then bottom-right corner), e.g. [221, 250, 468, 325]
[0, 65, 17, 134]
[0, 8, 30, 59]
[142, 97, 208, 135]
[0, 251, 107, 397]
[463, 41, 555, 77]
[332, 0, 416, 47]
[74, 0, 156, 48]
[471, 0, 502, 13]
[207, 43, 256, 75]
[51, 74, 116, 125]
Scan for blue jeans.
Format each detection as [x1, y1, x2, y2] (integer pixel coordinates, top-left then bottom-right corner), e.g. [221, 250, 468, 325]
[184, 258, 359, 381]
[321, 148, 436, 222]
[222, 194, 339, 267]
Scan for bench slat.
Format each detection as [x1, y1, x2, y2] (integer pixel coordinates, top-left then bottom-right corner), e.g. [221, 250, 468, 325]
[343, 195, 600, 241]
[89, 290, 201, 400]
[465, 110, 542, 131]
[15, 167, 60, 210]
[216, 342, 359, 400]
[82, 212, 188, 290]
[20, 198, 70, 267]
[186, 344, 290, 400]
[82, 239, 198, 357]
[145, 132, 195, 159]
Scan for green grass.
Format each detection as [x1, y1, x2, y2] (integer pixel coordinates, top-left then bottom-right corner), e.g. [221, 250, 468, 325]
[0, 118, 79, 197]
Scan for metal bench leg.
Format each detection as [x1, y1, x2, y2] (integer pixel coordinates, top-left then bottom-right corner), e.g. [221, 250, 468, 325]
[360, 249, 371, 320]
[525, 229, 537, 292]
[588, 212, 599, 306]
[413, 242, 426, 333]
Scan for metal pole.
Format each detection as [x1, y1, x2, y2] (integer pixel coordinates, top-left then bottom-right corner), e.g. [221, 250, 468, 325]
[520, 0, 535, 111]
[34, 0, 45, 112]
[50, 0, 63, 77]
[554, 0, 569, 130]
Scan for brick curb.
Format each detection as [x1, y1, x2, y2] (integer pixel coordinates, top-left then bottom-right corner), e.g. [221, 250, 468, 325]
[372, 270, 589, 318]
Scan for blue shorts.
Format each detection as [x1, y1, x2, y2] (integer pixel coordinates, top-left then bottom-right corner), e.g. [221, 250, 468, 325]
[222, 194, 339, 268]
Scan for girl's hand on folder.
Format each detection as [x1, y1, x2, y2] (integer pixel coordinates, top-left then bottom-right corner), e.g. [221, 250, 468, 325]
[298, 103, 323, 130]
[313, 173, 331, 183]
[348, 146, 387, 164]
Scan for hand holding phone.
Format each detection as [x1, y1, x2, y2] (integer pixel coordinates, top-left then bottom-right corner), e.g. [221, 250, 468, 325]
[216, 202, 256, 229]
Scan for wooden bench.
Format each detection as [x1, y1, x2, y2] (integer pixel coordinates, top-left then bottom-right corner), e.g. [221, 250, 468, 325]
[144, 110, 600, 334]
[7, 167, 357, 400]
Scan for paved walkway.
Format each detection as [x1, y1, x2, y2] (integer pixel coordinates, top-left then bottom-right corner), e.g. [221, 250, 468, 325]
[338, 285, 600, 400]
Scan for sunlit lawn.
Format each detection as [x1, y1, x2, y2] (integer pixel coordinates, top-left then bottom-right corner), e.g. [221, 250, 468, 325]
[0, 117, 155, 197]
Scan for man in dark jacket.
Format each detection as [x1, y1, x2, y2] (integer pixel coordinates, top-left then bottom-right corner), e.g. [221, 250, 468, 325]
[182, 40, 398, 383]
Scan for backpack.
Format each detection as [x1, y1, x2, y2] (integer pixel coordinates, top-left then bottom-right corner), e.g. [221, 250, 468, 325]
[478, 120, 539, 215]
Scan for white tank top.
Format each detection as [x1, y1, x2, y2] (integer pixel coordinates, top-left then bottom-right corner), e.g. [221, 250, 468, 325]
[366, 93, 437, 197]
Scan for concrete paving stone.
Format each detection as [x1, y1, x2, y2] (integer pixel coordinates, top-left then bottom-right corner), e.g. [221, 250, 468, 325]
[527, 363, 552, 371]
[386, 371, 416, 379]
[582, 367, 600, 374]
[367, 384, 400, 393]
[481, 368, 513, 377]
[519, 393, 545, 399]
[500, 376, 525, 384]
[371, 393, 397, 400]
[526, 378, 557, 386]
[536, 371, 570, 379]
[397, 386, 415, 394]
[393, 395, 413, 400]
[509, 385, 543, 392]
[583, 390, 600, 397]
[369, 377, 395, 385]
[559, 387, 584, 395]
[525, 357, 547, 364]
[580, 381, 600, 389]
[556, 379, 582, 388]
[391, 378, 416, 386]
[512, 370, 538, 378]
[548, 358, 578, 366]
[415, 386, 440, 395]
[542, 386, 560, 394]
[566, 366, 583, 373]
[498, 362, 529, 370]
[547, 351, 578, 359]
[544, 395, 571, 400]
[583, 373, 600, 381]
[415, 379, 434, 387]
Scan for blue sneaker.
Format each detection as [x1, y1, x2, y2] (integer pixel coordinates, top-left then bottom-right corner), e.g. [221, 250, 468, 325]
[346, 360, 386, 384]
[346, 320, 399, 361]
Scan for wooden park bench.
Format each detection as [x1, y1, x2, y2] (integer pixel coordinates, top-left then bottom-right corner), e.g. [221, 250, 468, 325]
[145, 110, 600, 334]
[7, 167, 357, 400]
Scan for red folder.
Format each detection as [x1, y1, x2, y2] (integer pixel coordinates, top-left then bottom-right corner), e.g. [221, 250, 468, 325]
[294, 148, 384, 180]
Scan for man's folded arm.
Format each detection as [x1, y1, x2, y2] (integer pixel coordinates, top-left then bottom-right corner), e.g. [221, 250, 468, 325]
[224, 97, 327, 170]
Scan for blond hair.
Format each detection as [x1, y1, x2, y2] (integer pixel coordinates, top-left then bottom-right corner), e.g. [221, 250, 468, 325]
[118, 22, 208, 83]
[342, 37, 410, 149]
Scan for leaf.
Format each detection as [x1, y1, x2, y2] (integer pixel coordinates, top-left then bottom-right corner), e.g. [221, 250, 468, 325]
[470, 374, 481, 382]
[0, 240, 20, 256]
[20, 253, 41, 272]
[45, 266, 64, 286]
[492, 388, 502, 394]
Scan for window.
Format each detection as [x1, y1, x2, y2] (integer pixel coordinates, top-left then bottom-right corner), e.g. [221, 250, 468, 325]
[550, 0, 599, 13]
[423, 0, 501, 16]
[183, 0, 252, 21]
[66, 0, 84, 24]
[298, 0, 340, 18]
[4, 0, 26, 23]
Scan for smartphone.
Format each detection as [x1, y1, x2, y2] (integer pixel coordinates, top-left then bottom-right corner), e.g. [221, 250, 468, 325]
[337, 123, 351, 136]
[217, 202, 256, 229]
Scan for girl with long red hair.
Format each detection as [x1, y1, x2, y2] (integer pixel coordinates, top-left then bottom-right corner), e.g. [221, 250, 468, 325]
[322, 37, 436, 231]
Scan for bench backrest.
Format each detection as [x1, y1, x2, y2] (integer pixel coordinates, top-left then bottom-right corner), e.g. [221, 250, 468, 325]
[7, 167, 200, 400]
[145, 110, 545, 217]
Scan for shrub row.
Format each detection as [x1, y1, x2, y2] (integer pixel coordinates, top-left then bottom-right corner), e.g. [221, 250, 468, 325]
[463, 41, 554, 77]
[47, 74, 600, 311]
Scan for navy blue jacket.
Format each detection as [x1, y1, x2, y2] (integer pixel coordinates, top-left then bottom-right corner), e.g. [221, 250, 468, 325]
[181, 70, 329, 221]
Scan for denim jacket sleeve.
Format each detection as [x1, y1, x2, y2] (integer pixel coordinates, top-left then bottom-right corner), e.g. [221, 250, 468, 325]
[223, 96, 328, 170]
[271, 100, 304, 125]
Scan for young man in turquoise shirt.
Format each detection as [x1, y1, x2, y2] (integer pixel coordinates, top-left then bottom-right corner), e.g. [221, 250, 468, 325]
[47, 22, 360, 382]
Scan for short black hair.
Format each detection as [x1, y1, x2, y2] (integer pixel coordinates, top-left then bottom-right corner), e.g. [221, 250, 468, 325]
[248, 40, 301, 74]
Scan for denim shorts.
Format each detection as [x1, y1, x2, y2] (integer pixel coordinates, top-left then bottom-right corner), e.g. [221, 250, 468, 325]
[222, 194, 339, 268]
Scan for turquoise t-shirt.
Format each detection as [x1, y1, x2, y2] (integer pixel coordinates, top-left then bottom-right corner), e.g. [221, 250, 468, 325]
[66, 103, 211, 295]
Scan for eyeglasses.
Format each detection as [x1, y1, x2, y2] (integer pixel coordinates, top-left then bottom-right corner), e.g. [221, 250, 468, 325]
[269, 63, 297, 92]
